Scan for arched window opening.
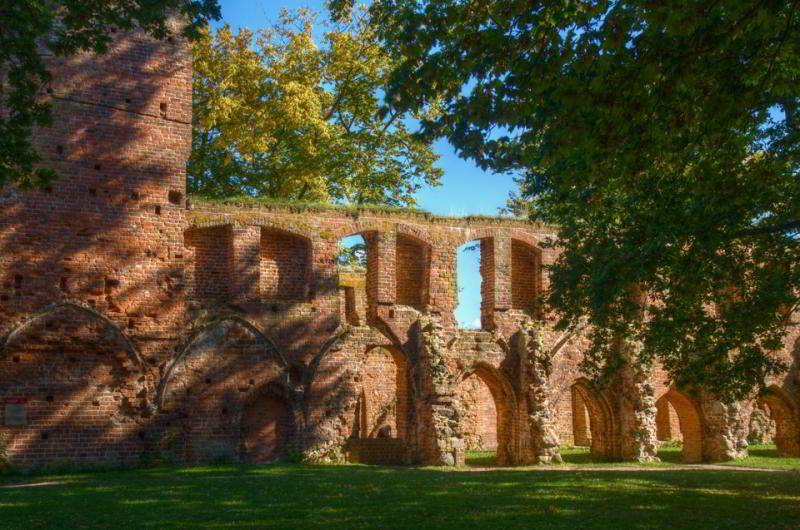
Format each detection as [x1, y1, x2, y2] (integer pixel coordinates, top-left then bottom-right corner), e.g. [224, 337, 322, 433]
[456, 239, 493, 329]
[338, 234, 368, 326]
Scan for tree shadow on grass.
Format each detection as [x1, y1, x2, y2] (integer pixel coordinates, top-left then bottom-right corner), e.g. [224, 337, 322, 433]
[2, 463, 799, 529]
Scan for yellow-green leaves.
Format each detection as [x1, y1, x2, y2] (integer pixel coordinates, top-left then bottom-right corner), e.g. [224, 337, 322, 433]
[189, 8, 442, 206]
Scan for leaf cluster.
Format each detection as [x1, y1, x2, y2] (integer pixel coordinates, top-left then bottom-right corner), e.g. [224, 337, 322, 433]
[370, 0, 800, 398]
[189, 7, 442, 206]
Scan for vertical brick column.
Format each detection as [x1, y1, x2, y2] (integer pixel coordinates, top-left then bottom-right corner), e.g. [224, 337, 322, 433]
[231, 225, 261, 302]
[699, 393, 748, 462]
[366, 231, 396, 310]
[491, 236, 511, 312]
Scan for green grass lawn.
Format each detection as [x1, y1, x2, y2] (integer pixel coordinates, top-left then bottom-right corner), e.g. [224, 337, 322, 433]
[467, 444, 800, 470]
[1, 460, 799, 529]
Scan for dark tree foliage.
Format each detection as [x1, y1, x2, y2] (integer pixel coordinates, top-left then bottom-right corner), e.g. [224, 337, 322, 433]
[0, 0, 221, 189]
[347, 0, 800, 399]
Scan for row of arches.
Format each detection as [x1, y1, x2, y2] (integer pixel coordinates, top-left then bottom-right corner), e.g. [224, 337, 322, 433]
[570, 379, 800, 462]
[187, 222, 545, 331]
[0, 303, 296, 466]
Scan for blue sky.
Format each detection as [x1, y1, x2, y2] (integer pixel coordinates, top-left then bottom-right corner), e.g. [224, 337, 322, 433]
[216, 0, 519, 327]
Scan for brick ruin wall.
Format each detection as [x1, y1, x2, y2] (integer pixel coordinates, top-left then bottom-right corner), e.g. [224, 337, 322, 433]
[1, 30, 799, 468]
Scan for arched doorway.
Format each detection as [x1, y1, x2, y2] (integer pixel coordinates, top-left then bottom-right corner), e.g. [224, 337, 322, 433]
[241, 391, 293, 463]
[759, 387, 800, 457]
[655, 388, 704, 463]
[570, 379, 614, 460]
[348, 346, 410, 465]
[458, 364, 517, 465]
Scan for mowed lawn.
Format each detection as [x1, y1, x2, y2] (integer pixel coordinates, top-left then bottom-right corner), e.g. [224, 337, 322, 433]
[1, 457, 799, 529]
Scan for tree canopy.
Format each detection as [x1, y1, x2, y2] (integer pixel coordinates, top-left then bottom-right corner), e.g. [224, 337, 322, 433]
[0, 0, 221, 190]
[189, 8, 442, 206]
[347, 0, 800, 398]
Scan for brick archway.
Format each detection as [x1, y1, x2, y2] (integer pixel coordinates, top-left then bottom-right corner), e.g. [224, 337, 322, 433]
[655, 388, 704, 463]
[458, 363, 518, 465]
[354, 346, 410, 441]
[759, 386, 800, 457]
[570, 378, 615, 459]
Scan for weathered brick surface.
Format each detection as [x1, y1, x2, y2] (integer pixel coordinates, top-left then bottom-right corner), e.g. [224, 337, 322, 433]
[1, 30, 798, 468]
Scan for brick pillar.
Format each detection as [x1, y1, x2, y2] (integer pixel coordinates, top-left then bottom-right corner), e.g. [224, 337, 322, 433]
[427, 244, 457, 326]
[519, 318, 562, 464]
[231, 226, 261, 302]
[610, 340, 659, 462]
[699, 393, 748, 462]
[415, 314, 464, 465]
[492, 236, 511, 312]
[366, 231, 396, 315]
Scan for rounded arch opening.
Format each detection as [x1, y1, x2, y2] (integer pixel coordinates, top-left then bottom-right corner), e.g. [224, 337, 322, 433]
[353, 345, 410, 442]
[458, 363, 517, 466]
[570, 378, 614, 460]
[758, 386, 800, 457]
[655, 388, 704, 463]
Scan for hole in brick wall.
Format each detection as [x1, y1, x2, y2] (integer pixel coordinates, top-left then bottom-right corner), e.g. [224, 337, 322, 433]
[105, 278, 120, 291]
[94, 164, 101, 171]
[271, 304, 279, 313]
[56, 145, 64, 155]
[131, 191, 139, 200]
[125, 98, 132, 104]
[13, 274, 22, 290]
[168, 190, 183, 205]
[59, 277, 69, 293]
[12, 355, 20, 363]
[160, 102, 168, 116]
[456, 241, 483, 329]
[1, 294, 9, 301]
[205, 378, 212, 384]
[41, 432, 49, 440]
[44, 186, 53, 193]
[155, 205, 162, 216]
[137, 431, 145, 439]
[338, 234, 368, 325]
[89, 188, 97, 197]
[46, 395, 54, 402]
[221, 407, 228, 415]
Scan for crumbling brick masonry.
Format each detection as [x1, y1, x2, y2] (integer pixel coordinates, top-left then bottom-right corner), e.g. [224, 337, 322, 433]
[1, 30, 799, 468]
